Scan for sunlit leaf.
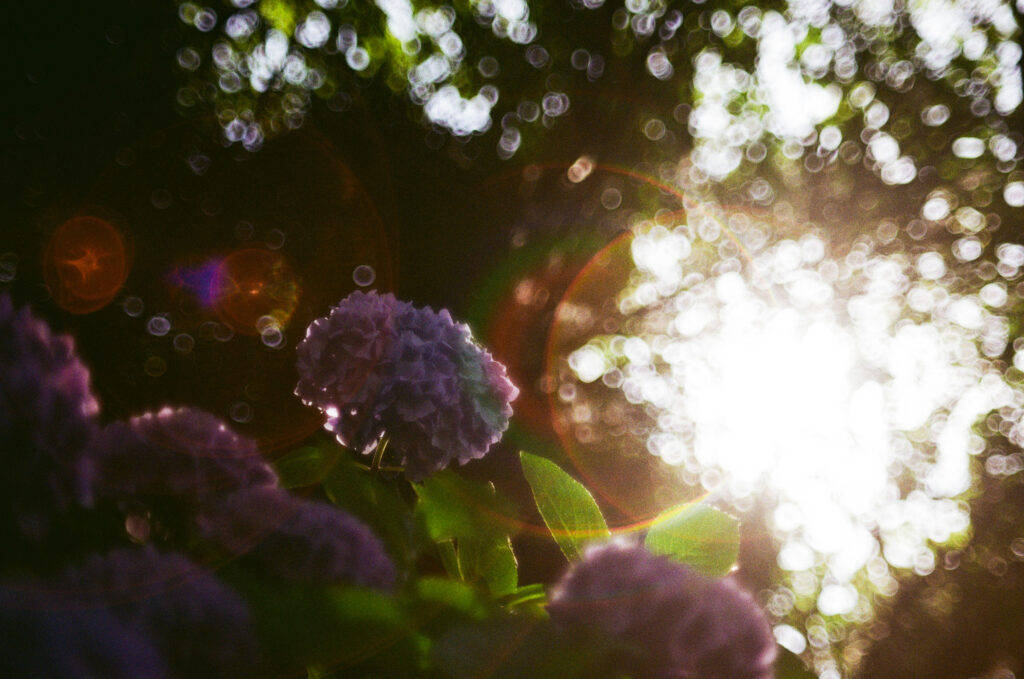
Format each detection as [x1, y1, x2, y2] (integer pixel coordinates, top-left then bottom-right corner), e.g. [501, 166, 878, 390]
[644, 503, 740, 576]
[459, 535, 518, 597]
[519, 451, 609, 561]
[413, 470, 515, 542]
[414, 471, 520, 591]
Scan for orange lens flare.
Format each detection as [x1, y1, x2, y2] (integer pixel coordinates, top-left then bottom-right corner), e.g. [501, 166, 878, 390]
[213, 248, 300, 334]
[43, 216, 130, 314]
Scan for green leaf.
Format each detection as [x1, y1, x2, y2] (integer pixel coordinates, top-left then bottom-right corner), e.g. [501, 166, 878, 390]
[413, 470, 516, 542]
[434, 615, 600, 679]
[226, 572, 417, 676]
[414, 577, 490, 620]
[414, 471, 520, 593]
[458, 535, 518, 597]
[323, 457, 426, 570]
[644, 502, 740, 576]
[273, 443, 341, 489]
[499, 583, 548, 617]
[519, 451, 609, 561]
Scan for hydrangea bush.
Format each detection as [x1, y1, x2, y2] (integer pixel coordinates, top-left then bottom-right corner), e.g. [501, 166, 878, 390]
[0, 294, 99, 548]
[0, 587, 169, 679]
[0, 292, 783, 678]
[196, 486, 396, 589]
[57, 547, 261, 679]
[549, 541, 777, 679]
[91, 406, 279, 504]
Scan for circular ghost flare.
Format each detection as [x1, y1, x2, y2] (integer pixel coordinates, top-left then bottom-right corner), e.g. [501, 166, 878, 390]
[212, 248, 300, 335]
[43, 216, 130, 314]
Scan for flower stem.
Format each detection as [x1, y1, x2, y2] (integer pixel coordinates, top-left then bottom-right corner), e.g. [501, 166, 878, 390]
[371, 437, 389, 472]
[437, 539, 462, 580]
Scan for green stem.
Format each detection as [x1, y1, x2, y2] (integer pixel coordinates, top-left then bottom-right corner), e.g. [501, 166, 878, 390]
[371, 437, 389, 472]
[500, 583, 548, 609]
[437, 539, 462, 580]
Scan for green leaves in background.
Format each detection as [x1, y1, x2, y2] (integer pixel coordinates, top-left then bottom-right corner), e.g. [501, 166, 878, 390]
[323, 456, 426, 573]
[414, 470, 520, 596]
[775, 648, 819, 679]
[519, 451, 610, 561]
[433, 615, 600, 679]
[273, 441, 342, 489]
[644, 502, 740, 577]
[226, 572, 419, 677]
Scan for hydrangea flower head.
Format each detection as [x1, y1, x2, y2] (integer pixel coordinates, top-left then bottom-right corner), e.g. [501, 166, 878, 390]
[295, 291, 518, 480]
[0, 585, 169, 679]
[58, 547, 260, 679]
[548, 541, 777, 679]
[197, 486, 396, 589]
[91, 406, 278, 504]
[0, 294, 99, 544]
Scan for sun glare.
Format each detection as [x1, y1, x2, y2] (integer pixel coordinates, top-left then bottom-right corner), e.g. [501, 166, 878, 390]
[568, 215, 1021, 618]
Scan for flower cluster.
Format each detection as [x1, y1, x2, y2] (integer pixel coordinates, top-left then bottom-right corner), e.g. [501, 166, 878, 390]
[0, 583, 168, 679]
[548, 542, 777, 679]
[57, 547, 261, 679]
[0, 294, 99, 546]
[197, 486, 396, 589]
[295, 291, 518, 481]
[92, 406, 279, 504]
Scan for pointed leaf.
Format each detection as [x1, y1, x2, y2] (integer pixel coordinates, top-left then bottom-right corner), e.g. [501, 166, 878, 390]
[644, 503, 739, 576]
[519, 451, 609, 561]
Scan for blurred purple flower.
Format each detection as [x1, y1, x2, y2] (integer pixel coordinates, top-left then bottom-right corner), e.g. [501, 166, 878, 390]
[91, 406, 278, 505]
[197, 486, 396, 589]
[58, 546, 260, 679]
[0, 580, 169, 679]
[0, 294, 99, 543]
[295, 290, 518, 480]
[548, 541, 777, 679]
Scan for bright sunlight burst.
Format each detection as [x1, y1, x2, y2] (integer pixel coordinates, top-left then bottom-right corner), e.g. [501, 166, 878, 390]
[567, 208, 1024, 624]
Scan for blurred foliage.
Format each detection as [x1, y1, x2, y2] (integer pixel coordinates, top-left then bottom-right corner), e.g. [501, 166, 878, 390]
[176, 0, 1022, 205]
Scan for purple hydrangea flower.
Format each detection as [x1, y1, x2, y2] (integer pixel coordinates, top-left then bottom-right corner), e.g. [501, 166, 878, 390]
[57, 546, 260, 679]
[0, 294, 99, 543]
[0, 581, 169, 679]
[548, 541, 777, 679]
[197, 486, 396, 589]
[295, 291, 519, 480]
[91, 406, 278, 504]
